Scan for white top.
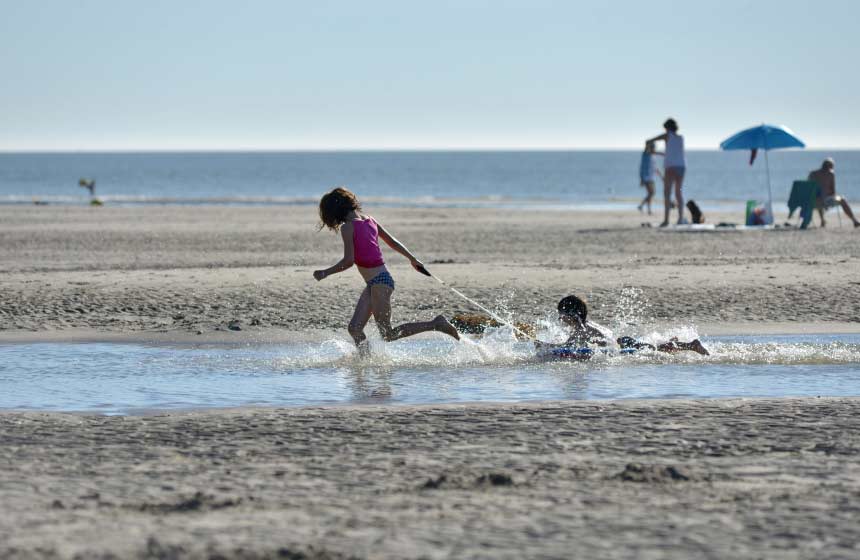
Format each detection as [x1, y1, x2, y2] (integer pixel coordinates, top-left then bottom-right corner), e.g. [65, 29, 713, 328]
[664, 132, 686, 169]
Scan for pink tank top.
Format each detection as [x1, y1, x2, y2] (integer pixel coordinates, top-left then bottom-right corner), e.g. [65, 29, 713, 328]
[352, 217, 385, 268]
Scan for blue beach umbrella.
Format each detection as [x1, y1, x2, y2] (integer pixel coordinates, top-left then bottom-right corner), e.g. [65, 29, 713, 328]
[720, 124, 806, 223]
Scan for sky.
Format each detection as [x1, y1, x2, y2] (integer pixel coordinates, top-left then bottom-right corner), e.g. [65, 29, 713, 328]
[1, 0, 858, 151]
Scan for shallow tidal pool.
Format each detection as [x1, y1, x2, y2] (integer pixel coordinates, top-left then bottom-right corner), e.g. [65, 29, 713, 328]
[2, 333, 859, 414]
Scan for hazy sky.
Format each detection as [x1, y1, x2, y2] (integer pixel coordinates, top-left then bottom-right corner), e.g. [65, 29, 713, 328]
[2, 0, 858, 150]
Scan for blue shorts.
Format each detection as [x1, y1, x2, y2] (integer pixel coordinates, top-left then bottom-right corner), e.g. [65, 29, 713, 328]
[367, 271, 395, 290]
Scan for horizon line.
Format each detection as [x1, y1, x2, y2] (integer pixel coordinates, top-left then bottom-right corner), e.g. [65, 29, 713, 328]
[1, 146, 857, 154]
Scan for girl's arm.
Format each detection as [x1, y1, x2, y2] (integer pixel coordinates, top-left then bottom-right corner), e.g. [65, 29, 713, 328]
[376, 222, 425, 272]
[313, 222, 355, 281]
[647, 132, 668, 144]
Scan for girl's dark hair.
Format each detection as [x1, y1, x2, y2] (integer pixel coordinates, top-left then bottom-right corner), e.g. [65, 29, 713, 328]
[318, 187, 361, 231]
[557, 295, 588, 322]
[663, 118, 678, 132]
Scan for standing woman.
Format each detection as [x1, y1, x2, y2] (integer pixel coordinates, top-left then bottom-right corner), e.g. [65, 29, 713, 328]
[649, 118, 686, 226]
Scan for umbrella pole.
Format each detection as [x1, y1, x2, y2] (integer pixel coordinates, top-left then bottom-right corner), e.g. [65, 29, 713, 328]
[764, 148, 774, 225]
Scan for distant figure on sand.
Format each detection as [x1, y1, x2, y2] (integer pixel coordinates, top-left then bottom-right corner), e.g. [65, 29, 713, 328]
[535, 295, 709, 356]
[648, 118, 687, 226]
[78, 178, 102, 206]
[638, 141, 663, 214]
[808, 158, 860, 228]
[314, 187, 459, 355]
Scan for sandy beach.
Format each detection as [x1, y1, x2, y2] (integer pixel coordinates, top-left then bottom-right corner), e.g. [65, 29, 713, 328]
[6, 0, 860, 556]
[0, 205, 858, 341]
[2, 398, 860, 559]
[2, 204, 859, 558]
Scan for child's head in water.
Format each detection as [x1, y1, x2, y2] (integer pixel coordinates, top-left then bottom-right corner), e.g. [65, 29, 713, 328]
[318, 187, 361, 231]
[557, 295, 588, 327]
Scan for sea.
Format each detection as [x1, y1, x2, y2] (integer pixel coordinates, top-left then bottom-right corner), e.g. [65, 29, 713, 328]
[1, 150, 857, 209]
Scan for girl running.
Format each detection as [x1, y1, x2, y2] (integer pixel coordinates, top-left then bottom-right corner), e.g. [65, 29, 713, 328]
[314, 187, 460, 351]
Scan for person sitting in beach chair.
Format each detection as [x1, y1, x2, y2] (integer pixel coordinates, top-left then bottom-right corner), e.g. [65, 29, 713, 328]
[808, 158, 860, 228]
[535, 295, 709, 356]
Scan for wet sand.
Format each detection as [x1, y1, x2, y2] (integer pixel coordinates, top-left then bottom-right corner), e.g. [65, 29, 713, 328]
[2, 398, 860, 559]
[1, 205, 858, 340]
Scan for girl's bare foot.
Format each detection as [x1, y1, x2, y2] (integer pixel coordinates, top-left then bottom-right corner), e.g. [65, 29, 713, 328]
[434, 316, 460, 340]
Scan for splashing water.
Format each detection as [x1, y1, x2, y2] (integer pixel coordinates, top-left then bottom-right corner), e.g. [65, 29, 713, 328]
[151, 328, 860, 371]
[2, 332, 860, 414]
[608, 287, 653, 335]
[428, 274, 536, 341]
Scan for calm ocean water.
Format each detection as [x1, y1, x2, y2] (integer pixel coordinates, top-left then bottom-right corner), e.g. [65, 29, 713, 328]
[1, 150, 858, 208]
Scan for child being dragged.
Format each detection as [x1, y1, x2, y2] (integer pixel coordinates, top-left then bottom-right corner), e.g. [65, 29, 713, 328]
[537, 295, 709, 357]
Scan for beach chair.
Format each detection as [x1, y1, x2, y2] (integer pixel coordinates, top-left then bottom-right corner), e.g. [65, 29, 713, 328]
[787, 180, 818, 229]
[745, 200, 767, 226]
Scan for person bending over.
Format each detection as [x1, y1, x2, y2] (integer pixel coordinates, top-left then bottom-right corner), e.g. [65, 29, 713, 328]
[647, 118, 687, 227]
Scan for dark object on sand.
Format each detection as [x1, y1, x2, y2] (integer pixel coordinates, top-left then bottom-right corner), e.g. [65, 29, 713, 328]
[78, 178, 103, 206]
[614, 463, 690, 483]
[686, 200, 705, 224]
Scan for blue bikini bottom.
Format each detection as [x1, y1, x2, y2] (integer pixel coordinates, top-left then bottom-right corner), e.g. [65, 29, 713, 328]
[367, 271, 395, 290]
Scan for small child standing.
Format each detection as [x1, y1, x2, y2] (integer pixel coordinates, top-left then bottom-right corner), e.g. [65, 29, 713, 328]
[638, 141, 662, 214]
[314, 187, 460, 353]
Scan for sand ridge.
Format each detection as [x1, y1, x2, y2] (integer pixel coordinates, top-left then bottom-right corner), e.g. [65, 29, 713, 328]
[0, 205, 858, 339]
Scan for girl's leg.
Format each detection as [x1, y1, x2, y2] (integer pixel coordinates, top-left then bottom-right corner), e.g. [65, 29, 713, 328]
[348, 287, 373, 349]
[370, 285, 459, 341]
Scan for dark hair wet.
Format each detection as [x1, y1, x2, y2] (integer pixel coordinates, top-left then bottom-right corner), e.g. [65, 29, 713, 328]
[557, 295, 588, 322]
[663, 118, 678, 133]
[318, 187, 361, 231]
